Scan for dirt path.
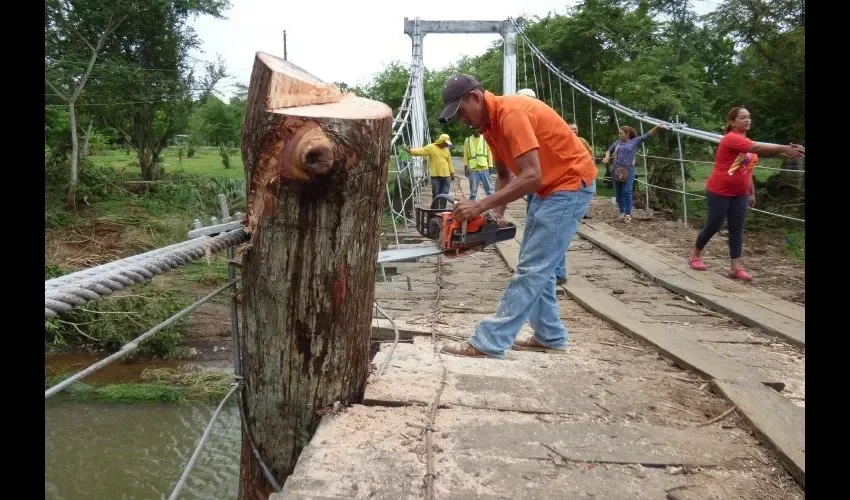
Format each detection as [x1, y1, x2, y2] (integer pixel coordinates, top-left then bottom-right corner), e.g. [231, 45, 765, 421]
[587, 197, 805, 304]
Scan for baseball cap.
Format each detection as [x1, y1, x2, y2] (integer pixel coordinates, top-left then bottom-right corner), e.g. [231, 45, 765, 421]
[435, 133, 452, 147]
[438, 74, 482, 123]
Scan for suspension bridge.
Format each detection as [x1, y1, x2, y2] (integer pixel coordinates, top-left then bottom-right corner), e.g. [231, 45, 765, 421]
[45, 16, 805, 500]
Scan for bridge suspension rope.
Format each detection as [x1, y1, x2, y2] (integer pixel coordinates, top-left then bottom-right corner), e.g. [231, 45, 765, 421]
[44, 228, 248, 318]
[508, 17, 804, 225]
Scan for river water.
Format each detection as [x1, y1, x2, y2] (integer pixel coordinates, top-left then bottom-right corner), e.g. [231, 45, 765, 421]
[45, 396, 241, 499]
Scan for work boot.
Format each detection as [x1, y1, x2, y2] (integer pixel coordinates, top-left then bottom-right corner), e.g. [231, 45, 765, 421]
[512, 338, 569, 354]
[557, 277, 567, 286]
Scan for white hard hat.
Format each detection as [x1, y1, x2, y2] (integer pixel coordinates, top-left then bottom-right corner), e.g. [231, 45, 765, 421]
[517, 88, 537, 98]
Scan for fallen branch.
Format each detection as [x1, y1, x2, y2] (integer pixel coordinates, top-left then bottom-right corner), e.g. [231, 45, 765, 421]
[54, 319, 101, 342]
[599, 341, 646, 353]
[76, 308, 141, 316]
[666, 301, 723, 318]
[441, 305, 496, 314]
[695, 407, 736, 427]
[659, 402, 702, 418]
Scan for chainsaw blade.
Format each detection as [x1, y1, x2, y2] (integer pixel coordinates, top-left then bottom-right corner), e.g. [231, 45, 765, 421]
[377, 244, 446, 264]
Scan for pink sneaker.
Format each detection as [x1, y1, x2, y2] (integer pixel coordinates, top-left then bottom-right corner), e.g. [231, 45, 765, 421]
[688, 257, 707, 271]
[728, 268, 752, 281]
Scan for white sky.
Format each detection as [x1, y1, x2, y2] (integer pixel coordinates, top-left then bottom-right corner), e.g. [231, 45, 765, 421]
[191, 0, 718, 98]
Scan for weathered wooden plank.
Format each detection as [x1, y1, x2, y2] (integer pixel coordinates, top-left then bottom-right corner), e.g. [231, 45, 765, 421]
[562, 276, 785, 391]
[711, 379, 805, 486]
[577, 224, 804, 347]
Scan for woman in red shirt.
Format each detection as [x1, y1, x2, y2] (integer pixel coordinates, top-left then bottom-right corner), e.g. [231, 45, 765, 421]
[688, 106, 805, 281]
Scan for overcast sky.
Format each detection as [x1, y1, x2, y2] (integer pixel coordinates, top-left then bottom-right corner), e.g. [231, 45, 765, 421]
[191, 0, 718, 98]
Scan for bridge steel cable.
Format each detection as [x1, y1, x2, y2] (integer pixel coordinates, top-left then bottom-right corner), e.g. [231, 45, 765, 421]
[45, 278, 239, 399]
[510, 17, 726, 144]
[510, 17, 804, 224]
[45, 229, 249, 319]
[168, 383, 240, 500]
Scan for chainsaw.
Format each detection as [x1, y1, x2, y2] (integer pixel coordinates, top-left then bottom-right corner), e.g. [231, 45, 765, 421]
[376, 195, 516, 264]
[416, 194, 516, 250]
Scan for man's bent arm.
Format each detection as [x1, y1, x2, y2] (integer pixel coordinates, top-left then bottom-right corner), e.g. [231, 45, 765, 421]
[479, 150, 542, 215]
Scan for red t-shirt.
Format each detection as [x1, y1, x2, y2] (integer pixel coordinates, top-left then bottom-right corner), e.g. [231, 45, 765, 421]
[705, 131, 759, 197]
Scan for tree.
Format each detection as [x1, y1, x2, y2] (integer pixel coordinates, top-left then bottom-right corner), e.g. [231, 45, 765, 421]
[83, 0, 230, 180]
[706, 0, 804, 142]
[45, 0, 128, 209]
[362, 62, 410, 115]
[188, 95, 242, 147]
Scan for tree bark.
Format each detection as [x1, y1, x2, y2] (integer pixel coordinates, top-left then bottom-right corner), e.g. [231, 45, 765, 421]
[81, 119, 94, 159]
[237, 52, 392, 500]
[67, 101, 79, 211]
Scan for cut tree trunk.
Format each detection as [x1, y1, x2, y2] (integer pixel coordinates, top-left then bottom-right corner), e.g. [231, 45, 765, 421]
[238, 52, 392, 500]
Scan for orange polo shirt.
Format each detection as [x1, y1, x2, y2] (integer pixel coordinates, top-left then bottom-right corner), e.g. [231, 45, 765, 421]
[481, 91, 597, 198]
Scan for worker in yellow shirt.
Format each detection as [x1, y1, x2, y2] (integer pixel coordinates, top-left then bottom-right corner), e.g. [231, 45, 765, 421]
[406, 133, 455, 209]
[462, 128, 495, 201]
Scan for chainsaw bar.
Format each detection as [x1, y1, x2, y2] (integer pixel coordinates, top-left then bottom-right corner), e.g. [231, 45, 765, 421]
[377, 244, 447, 264]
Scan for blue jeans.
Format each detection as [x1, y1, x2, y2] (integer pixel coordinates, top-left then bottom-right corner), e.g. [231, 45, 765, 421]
[526, 193, 567, 280]
[468, 170, 494, 200]
[613, 167, 636, 215]
[470, 183, 595, 358]
[430, 176, 451, 209]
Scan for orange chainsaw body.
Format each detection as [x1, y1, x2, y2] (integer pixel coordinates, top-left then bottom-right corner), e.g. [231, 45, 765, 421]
[414, 194, 517, 253]
[438, 212, 486, 250]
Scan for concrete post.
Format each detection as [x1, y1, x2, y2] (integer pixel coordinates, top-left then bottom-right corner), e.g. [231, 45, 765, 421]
[403, 17, 517, 96]
[502, 22, 517, 95]
[408, 17, 427, 181]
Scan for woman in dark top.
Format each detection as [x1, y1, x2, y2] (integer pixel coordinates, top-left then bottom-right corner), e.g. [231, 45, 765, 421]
[688, 106, 805, 281]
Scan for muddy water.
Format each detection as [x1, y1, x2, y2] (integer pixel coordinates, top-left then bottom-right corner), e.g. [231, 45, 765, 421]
[45, 342, 384, 499]
[46, 395, 241, 500]
[45, 351, 241, 500]
[45, 351, 193, 384]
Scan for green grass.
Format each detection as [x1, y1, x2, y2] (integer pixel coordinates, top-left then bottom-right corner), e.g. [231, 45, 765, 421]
[87, 147, 244, 180]
[44, 159, 239, 357]
[45, 367, 235, 403]
[785, 229, 805, 261]
[177, 255, 231, 286]
[44, 280, 193, 357]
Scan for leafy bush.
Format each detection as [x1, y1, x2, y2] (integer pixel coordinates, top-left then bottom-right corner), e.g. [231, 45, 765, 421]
[45, 274, 192, 358]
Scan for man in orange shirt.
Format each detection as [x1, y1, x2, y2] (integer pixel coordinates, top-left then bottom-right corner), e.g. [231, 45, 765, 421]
[437, 74, 597, 359]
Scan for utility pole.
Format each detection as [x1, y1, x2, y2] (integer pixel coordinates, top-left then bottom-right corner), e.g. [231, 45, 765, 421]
[283, 30, 288, 60]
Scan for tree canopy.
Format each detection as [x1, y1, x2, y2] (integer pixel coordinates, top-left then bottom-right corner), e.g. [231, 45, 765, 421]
[357, 0, 803, 147]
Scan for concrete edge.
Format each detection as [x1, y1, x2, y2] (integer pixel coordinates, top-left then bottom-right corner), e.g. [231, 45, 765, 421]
[272, 415, 338, 499]
[576, 224, 805, 348]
